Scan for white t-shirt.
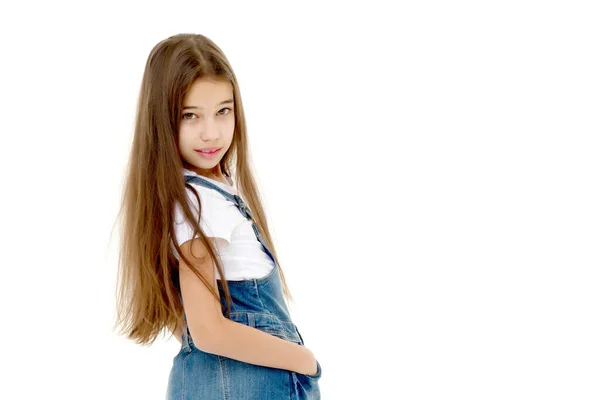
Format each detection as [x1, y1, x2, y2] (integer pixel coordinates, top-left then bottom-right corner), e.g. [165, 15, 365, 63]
[172, 168, 275, 281]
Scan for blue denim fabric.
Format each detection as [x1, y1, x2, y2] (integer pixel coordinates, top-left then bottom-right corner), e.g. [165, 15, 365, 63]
[166, 175, 322, 399]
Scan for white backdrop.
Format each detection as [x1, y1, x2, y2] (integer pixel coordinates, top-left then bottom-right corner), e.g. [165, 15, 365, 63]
[0, 1, 599, 399]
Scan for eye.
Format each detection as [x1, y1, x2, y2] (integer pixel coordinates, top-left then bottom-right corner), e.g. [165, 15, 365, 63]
[182, 108, 232, 120]
[218, 107, 232, 116]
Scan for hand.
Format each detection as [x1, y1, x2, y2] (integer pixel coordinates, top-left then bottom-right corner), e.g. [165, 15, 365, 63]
[305, 358, 318, 376]
[299, 347, 318, 376]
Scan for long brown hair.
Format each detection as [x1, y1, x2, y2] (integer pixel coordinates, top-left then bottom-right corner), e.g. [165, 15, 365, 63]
[113, 33, 293, 346]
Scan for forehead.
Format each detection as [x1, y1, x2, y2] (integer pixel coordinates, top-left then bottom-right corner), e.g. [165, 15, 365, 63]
[184, 77, 233, 103]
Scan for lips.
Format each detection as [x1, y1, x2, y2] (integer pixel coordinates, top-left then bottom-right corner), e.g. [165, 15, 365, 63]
[194, 147, 221, 159]
[195, 147, 221, 153]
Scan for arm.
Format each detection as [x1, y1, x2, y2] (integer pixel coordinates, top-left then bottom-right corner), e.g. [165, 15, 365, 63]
[203, 317, 317, 376]
[179, 237, 317, 376]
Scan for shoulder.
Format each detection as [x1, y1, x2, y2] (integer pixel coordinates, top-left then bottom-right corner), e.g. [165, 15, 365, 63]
[173, 182, 237, 246]
[185, 180, 230, 201]
[174, 183, 218, 223]
[176, 181, 223, 213]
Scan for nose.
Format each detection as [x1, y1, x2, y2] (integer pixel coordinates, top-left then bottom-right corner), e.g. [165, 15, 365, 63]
[197, 118, 220, 141]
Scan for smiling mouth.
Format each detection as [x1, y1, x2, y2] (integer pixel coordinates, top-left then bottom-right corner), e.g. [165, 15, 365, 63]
[194, 148, 221, 158]
[195, 148, 220, 153]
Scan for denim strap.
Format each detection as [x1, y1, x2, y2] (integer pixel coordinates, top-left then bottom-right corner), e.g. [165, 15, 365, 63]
[183, 175, 277, 266]
[178, 175, 280, 345]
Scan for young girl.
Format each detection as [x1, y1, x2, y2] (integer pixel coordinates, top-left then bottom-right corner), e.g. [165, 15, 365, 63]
[114, 33, 322, 399]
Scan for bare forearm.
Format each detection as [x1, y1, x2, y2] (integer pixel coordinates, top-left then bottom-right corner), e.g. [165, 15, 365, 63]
[200, 318, 316, 375]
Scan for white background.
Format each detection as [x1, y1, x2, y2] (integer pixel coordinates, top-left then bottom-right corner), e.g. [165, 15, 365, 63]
[1, 1, 598, 399]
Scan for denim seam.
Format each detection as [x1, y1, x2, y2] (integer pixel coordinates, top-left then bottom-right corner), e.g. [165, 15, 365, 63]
[262, 329, 302, 343]
[254, 280, 268, 310]
[181, 351, 193, 400]
[228, 311, 279, 319]
[218, 355, 229, 400]
[291, 371, 300, 398]
[288, 369, 294, 400]
[227, 312, 300, 342]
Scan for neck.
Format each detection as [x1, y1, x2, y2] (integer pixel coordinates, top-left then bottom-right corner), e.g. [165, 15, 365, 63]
[184, 163, 223, 180]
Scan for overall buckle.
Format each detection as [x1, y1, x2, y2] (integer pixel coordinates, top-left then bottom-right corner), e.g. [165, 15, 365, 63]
[233, 194, 253, 221]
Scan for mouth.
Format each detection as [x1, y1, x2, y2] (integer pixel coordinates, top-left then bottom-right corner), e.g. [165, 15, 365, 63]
[194, 147, 221, 158]
[195, 146, 221, 152]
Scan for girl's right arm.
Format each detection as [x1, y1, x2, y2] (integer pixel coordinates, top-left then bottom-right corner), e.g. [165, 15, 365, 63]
[209, 316, 318, 376]
[178, 238, 318, 376]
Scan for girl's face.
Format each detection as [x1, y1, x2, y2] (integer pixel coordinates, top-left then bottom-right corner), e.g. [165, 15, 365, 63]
[178, 76, 235, 177]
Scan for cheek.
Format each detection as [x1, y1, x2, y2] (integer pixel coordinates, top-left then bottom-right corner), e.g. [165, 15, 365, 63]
[178, 128, 193, 149]
[225, 119, 236, 139]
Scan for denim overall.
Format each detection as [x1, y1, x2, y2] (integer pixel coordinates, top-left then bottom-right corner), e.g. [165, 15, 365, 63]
[166, 175, 322, 399]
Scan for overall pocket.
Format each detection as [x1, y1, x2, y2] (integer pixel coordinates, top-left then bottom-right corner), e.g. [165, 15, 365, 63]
[227, 311, 304, 345]
[294, 359, 322, 381]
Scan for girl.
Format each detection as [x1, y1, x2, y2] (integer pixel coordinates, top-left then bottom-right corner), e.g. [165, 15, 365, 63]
[114, 33, 322, 399]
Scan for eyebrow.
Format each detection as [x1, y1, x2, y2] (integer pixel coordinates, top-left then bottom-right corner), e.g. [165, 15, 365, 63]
[183, 99, 234, 110]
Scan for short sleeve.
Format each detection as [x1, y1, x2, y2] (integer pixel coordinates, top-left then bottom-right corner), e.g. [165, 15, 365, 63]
[173, 185, 234, 247]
